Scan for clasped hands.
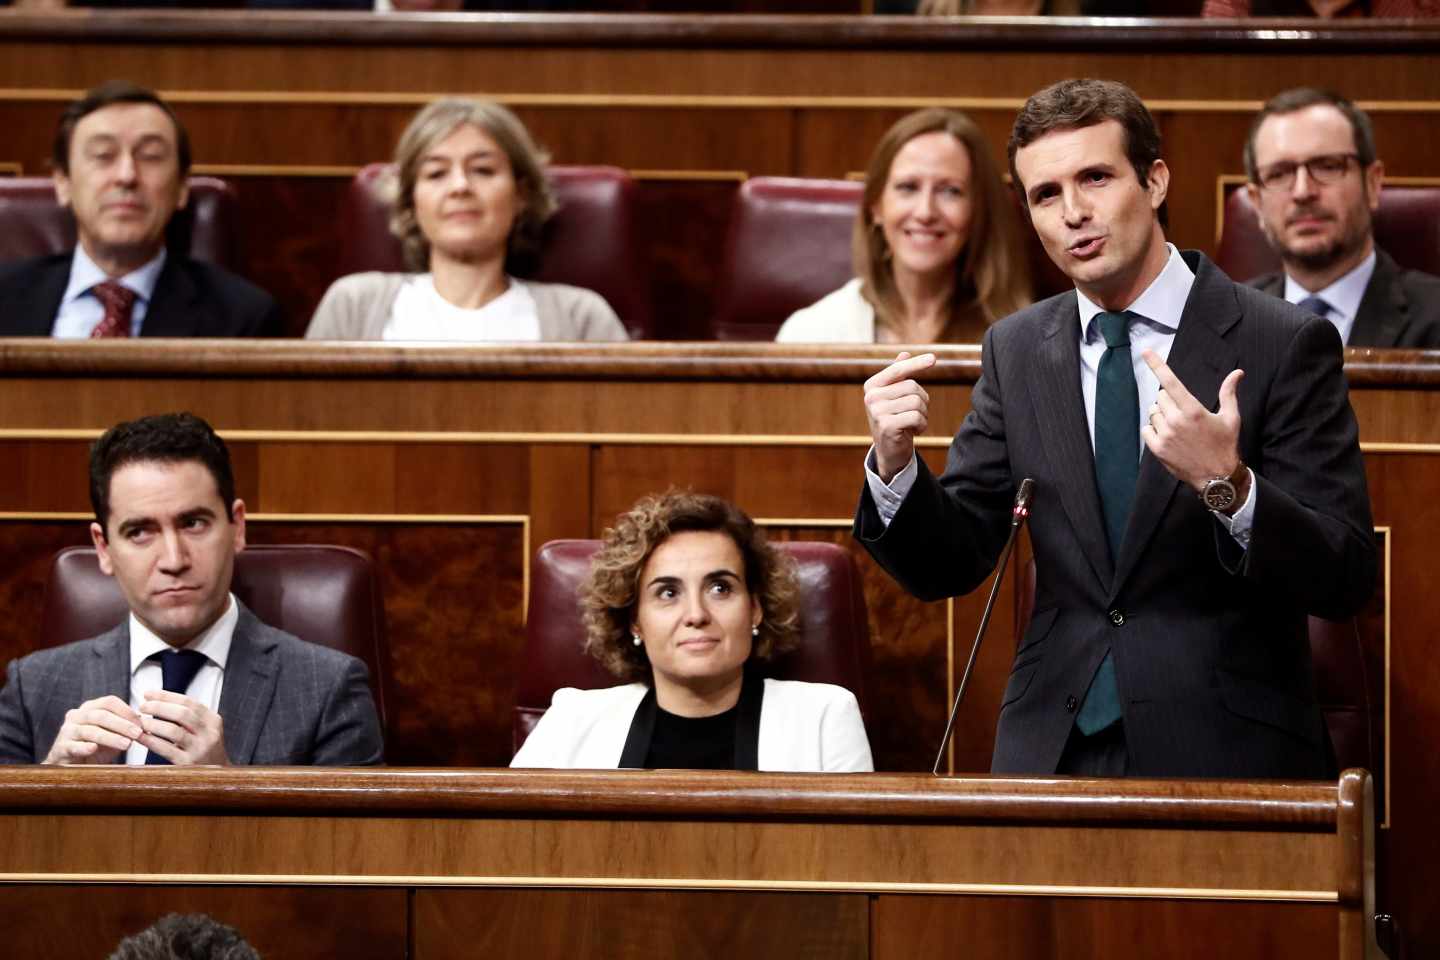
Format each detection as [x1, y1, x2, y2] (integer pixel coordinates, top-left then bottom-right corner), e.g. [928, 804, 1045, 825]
[863, 349, 1245, 494]
[44, 690, 229, 766]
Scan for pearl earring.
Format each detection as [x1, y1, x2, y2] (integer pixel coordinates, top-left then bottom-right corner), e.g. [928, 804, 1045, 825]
[751, 625, 760, 637]
[632, 634, 642, 647]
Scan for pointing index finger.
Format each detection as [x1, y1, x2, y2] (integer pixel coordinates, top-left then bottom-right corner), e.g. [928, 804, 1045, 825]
[867, 352, 936, 390]
[1141, 349, 1190, 398]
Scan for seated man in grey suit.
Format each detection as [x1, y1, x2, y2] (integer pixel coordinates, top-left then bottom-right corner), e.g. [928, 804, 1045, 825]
[1243, 88, 1440, 348]
[0, 413, 383, 765]
[0, 81, 282, 338]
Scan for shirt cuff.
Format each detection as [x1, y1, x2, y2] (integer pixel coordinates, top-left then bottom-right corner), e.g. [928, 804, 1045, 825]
[1210, 467, 1256, 548]
[864, 447, 918, 528]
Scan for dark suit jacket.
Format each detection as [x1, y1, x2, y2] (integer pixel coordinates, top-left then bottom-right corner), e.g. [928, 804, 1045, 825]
[0, 604, 383, 765]
[1249, 248, 1440, 348]
[857, 251, 1376, 778]
[0, 250, 284, 337]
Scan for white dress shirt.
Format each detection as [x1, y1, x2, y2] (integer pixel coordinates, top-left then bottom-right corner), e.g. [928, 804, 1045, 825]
[1282, 248, 1376, 346]
[52, 246, 167, 338]
[124, 593, 238, 765]
[867, 244, 1256, 546]
[382, 274, 542, 342]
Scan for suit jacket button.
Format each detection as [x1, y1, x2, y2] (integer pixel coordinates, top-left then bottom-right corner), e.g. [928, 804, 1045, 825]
[1065, 695, 1078, 712]
[1109, 609, 1125, 626]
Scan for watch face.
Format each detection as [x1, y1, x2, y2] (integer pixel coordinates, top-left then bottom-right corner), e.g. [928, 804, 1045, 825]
[1203, 479, 1237, 511]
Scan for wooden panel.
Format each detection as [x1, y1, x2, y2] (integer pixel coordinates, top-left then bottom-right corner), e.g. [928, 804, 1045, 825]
[414, 888, 868, 960]
[0, 885, 407, 959]
[872, 895, 1337, 960]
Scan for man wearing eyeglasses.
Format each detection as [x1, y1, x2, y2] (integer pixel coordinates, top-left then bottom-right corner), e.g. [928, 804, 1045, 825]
[1243, 88, 1440, 348]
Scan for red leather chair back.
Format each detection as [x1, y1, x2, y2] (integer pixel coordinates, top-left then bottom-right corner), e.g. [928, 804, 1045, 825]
[1013, 558, 1375, 776]
[0, 176, 239, 268]
[39, 545, 391, 729]
[710, 177, 864, 341]
[513, 538, 872, 754]
[1216, 185, 1440, 282]
[335, 163, 652, 338]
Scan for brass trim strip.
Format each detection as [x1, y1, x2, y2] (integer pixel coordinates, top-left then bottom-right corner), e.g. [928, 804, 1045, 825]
[1380, 525, 1392, 830]
[192, 163, 362, 178]
[0, 873, 1340, 900]
[4, 431, 1438, 453]
[0, 428, 950, 448]
[0, 161, 23, 176]
[192, 164, 751, 182]
[754, 518, 853, 528]
[631, 169, 748, 182]
[946, 597, 956, 776]
[8, 88, 1440, 113]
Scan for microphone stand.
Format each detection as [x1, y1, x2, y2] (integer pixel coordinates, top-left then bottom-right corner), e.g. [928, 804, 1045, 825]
[932, 478, 1035, 776]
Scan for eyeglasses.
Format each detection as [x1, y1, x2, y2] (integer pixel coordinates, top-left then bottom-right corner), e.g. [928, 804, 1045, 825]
[1253, 153, 1361, 192]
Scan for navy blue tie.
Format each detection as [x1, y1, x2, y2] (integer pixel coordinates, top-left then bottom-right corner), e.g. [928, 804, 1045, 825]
[1078, 310, 1134, 736]
[1297, 295, 1333, 320]
[143, 649, 208, 766]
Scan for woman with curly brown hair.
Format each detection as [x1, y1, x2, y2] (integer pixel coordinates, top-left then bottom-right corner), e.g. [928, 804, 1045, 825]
[511, 492, 873, 771]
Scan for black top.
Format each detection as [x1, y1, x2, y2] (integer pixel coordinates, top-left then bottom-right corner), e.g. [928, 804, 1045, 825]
[619, 667, 766, 771]
[644, 702, 738, 770]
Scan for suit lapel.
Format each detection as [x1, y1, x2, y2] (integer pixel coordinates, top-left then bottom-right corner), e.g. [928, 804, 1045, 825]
[87, 624, 132, 702]
[1111, 254, 1240, 595]
[218, 604, 280, 764]
[86, 624, 131, 765]
[7, 255, 72, 336]
[140, 257, 199, 337]
[1027, 292, 1113, 590]
[1350, 250, 1405, 348]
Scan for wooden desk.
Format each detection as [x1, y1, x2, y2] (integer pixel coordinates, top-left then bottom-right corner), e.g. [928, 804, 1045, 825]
[0, 767, 1379, 959]
[0, 339, 1432, 952]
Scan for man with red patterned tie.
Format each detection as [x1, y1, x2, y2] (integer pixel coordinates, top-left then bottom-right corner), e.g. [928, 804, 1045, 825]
[0, 82, 282, 338]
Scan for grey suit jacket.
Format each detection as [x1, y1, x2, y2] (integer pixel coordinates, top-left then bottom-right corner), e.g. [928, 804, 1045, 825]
[0, 604, 383, 765]
[858, 251, 1376, 778]
[1249, 247, 1440, 348]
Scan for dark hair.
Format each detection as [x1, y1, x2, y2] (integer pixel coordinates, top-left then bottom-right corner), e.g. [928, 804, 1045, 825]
[108, 913, 259, 960]
[1243, 88, 1377, 184]
[90, 413, 235, 536]
[581, 491, 800, 684]
[52, 80, 192, 176]
[1007, 78, 1167, 228]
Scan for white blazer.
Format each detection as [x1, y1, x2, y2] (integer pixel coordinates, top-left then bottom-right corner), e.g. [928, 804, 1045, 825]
[511, 678, 874, 772]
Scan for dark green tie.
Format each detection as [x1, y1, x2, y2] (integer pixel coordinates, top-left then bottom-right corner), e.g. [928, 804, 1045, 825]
[1078, 310, 1135, 736]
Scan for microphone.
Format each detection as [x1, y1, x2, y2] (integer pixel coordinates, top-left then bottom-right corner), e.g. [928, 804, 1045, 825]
[932, 478, 1036, 776]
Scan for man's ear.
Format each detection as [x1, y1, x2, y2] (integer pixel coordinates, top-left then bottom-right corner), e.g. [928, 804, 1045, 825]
[1364, 159, 1384, 213]
[231, 499, 247, 554]
[1146, 159, 1170, 211]
[175, 176, 191, 212]
[91, 521, 115, 577]
[53, 170, 72, 209]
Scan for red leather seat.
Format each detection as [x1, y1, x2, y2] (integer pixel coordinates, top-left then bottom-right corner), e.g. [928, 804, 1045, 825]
[513, 538, 872, 754]
[39, 545, 391, 731]
[335, 163, 652, 338]
[0, 176, 239, 268]
[1216, 185, 1440, 282]
[710, 177, 863, 341]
